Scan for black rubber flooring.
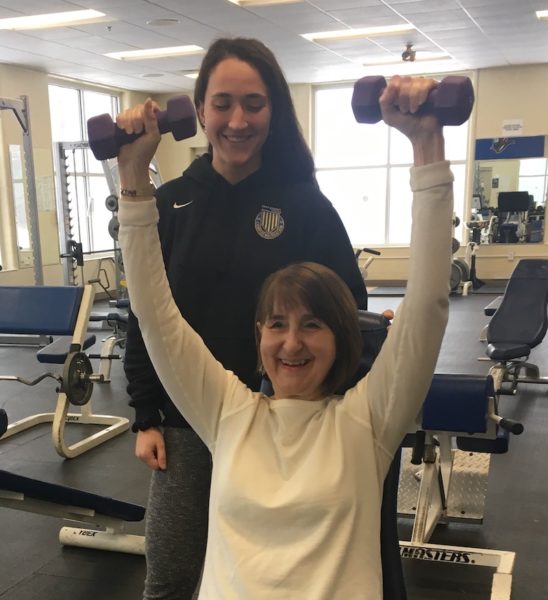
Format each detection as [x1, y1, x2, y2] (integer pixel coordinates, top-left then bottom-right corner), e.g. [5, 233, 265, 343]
[0, 293, 546, 599]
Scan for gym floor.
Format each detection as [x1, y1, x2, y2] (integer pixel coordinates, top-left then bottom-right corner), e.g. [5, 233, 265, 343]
[0, 291, 547, 600]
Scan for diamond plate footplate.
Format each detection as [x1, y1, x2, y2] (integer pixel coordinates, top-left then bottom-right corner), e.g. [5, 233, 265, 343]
[398, 447, 490, 524]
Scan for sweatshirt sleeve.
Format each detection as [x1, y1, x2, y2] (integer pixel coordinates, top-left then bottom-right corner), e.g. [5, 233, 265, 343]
[124, 308, 166, 431]
[118, 198, 248, 450]
[343, 160, 453, 461]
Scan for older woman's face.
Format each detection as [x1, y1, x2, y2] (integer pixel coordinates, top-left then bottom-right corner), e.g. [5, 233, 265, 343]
[198, 57, 271, 184]
[258, 302, 336, 401]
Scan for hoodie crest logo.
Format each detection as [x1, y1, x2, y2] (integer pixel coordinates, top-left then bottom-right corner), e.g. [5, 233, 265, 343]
[254, 206, 285, 240]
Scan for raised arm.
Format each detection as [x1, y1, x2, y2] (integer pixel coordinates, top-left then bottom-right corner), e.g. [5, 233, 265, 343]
[344, 76, 452, 458]
[117, 100, 246, 449]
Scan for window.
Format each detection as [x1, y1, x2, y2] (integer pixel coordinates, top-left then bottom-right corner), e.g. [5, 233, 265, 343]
[518, 158, 548, 207]
[314, 84, 469, 245]
[49, 84, 119, 254]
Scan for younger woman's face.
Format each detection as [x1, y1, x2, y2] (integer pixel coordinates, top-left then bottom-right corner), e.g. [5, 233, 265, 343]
[198, 57, 272, 184]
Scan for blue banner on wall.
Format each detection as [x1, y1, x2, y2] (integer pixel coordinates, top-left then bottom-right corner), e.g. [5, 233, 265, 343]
[475, 136, 545, 160]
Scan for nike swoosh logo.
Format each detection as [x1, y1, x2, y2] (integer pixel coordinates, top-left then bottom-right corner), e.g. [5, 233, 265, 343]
[173, 200, 193, 209]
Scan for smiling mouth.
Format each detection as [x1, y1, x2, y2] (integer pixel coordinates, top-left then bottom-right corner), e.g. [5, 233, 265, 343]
[280, 359, 310, 367]
[223, 134, 252, 143]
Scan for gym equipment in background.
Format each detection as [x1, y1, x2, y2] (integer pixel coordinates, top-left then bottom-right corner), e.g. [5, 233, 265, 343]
[0, 285, 129, 458]
[87, 95, 197, 160]
[354, 247, 381, 284]
[351, 75, 474, 126]
[483, 259, 548, 396]
[0, 408, 145, 555]
[450, 215, 485, 295]
[0, 96, 43, 286]
[398, 373, 523, 600]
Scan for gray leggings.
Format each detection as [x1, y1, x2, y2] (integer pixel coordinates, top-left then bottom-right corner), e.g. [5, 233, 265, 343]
[143, 427, 212, 600]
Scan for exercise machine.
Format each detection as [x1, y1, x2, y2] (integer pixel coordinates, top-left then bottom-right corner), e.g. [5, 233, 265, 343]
[0, 284, 129, 458]
[0, 96, 43, 285]
[0, 408, 145, 554]
[398, 373, 524, 600]
[483, 259, 548, 395]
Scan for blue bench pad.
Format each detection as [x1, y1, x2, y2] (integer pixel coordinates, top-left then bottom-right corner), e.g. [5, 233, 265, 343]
[0, 469, 145, 522]
[36, 334, 96, 364]
[421, 374, 493, 434]
[0, 286, 84, 336]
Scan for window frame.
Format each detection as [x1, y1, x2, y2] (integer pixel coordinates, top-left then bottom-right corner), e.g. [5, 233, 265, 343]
[48, 80, 121, 256]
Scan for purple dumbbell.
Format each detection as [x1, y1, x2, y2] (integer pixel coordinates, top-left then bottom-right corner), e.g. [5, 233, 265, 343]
[87, 95, 197, 160]
[351, 75, 475, 126]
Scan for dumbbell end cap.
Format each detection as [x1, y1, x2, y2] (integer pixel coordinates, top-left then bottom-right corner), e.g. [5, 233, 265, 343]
[435, 76, 475, 126]
[166, 96, 198, 141]
[351, 75, 387, 123]
[87, 114, 118, 160]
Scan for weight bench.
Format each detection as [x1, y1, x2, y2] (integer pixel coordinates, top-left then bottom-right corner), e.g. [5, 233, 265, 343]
[0, 285, 129, 458]
[483, 259, 548, 395]
[0, 408, 145, 554]
[398, 373, 523, 600]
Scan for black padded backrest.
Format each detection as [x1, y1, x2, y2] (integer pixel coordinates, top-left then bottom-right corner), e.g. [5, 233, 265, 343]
[342, 310, 389, 390]
[487, 259, 548, 348]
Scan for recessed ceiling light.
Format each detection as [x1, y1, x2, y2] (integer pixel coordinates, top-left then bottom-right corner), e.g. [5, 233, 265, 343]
[363, 51, 451, 66]
[141, 73, 165, 78]
[302, 24, 415, 42]
[105, 45, 205, 61]
[183, 72, 199, 79]
[146, 18, 180, 26]
[0, 9, 109, 31]
[226, 0, 302, 6]
[536, 10, 548, 20]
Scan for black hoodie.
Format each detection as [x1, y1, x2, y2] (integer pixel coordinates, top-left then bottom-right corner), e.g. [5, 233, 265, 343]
[124, 154, 368, 430]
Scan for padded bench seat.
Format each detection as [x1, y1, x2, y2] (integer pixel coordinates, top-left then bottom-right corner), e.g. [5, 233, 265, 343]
[36, 333, 96, 364]
[0, 469, 145, 522]
[407, 373, 509, 454]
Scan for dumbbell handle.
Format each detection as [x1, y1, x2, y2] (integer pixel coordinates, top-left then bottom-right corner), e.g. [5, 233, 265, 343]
[110, 106, 184, 146]
[352, 75, 474, 126]
[87, 95, 196, 160]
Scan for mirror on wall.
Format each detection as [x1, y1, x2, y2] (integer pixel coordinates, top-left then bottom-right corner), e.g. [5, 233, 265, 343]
[469, 136, 547, 244]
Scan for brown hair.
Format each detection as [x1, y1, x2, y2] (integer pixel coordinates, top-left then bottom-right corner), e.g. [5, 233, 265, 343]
[255, 262, 362, 396]
[194, 37, 316, 184]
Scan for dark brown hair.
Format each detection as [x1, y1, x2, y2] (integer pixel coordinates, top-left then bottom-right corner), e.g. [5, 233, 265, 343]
[194, 37, 316, 184]
[255, 262, 362, 396]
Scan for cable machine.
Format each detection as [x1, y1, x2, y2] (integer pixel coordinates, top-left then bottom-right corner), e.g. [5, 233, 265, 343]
[0, 96, 44, 285]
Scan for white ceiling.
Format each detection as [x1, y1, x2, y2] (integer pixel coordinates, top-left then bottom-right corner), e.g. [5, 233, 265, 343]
[0, 0, 547, 94]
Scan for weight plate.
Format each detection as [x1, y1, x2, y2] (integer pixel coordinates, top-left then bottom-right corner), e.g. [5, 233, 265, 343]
[105, 194, 119, 212]
[62, 352, 93, 406]
[454, 257, 470, 283]
[450, 262, 463, 291]
[108, 216, 120, 241]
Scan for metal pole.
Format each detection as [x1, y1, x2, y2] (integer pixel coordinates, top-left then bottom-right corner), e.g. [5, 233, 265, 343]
[0, 96, 44, 284]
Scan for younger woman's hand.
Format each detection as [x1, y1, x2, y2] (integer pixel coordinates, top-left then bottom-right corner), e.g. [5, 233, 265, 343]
[135, 427, 167, 471]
